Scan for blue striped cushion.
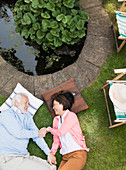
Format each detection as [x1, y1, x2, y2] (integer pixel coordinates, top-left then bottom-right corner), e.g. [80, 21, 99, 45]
[109, 83, 126, 121]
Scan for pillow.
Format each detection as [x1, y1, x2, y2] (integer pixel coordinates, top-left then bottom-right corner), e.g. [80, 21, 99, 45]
[0, 83, 43, 116]
[41, 78, 88, 118]
[109, 83, 126, 121]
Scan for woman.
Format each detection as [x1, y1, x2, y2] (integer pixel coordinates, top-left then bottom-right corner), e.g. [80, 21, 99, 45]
[46, 91, 89, 170]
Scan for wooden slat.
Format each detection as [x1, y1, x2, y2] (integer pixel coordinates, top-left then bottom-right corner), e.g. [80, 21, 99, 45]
[114, 68, 126, 73]
[107, 80, 126, 83]
[118, 0, 126, 2]
[101, 72, 125, 89]
[103, 88, 112, 127]
[114, 119, 126, 122]
[117, 40, 126, 53]
[120, 1, 126, 11]
[109, 121, 126, 129]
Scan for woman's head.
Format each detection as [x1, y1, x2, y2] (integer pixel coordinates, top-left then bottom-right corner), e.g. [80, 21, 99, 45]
[51, 91, 74, 114]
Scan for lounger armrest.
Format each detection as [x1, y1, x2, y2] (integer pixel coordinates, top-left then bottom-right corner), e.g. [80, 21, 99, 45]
[107, 80, 126, 83]
[114, 68, 126, 74]
[118, 0, 126, 2]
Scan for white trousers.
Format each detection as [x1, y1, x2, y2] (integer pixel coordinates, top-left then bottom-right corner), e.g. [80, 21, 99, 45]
[0, 153, 56, 170]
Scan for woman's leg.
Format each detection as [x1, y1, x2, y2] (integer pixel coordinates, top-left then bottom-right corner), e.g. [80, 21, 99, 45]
[58, 155, 68, 170]
[58, 150, 87, 170]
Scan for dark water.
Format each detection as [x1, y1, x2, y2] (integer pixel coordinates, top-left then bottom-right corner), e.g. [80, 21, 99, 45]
[0, 4, 38, 75]
[0, 3, 86, 76]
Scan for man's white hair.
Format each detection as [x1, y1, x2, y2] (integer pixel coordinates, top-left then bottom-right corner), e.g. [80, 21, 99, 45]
[12, 93, 29, 106]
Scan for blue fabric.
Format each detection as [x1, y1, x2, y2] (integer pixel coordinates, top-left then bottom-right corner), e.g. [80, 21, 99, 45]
[116, 114, 126, 119]
[0, 107, 50, 156]
[109, 83, 126, 86]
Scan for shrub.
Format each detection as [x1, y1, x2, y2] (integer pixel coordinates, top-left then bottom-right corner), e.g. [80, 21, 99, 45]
[14, 0, 89, 51]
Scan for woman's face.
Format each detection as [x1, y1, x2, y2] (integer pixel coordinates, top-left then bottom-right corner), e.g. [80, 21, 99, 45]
[53, 100, 64, 115]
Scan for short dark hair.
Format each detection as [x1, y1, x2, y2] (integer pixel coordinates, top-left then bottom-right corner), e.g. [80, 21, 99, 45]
[51, 91, 74, 110]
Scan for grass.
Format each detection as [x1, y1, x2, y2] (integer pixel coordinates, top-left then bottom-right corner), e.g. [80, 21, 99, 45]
[79, 49, 126, 170]
[0, 0, 126, 169]
[102, 0, 126, 21]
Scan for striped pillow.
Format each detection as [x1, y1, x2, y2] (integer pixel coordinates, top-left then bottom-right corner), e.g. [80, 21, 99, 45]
[109, 83, 126, 121]
[116, 11, 126, 38]
[0, 83, 43, 116]
[41, 78, 88, 118]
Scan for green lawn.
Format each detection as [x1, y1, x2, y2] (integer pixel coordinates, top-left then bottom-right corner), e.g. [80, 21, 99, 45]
[0, 0, 126, 169]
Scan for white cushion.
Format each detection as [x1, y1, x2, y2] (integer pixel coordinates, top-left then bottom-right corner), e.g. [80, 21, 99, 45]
[0, 83, 43, 116]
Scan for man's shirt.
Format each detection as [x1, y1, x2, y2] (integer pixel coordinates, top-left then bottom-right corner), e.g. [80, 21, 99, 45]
[0, 107, 50, 156]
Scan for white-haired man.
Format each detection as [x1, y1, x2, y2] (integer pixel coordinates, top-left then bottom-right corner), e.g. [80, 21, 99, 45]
[0, 93, 57, 170]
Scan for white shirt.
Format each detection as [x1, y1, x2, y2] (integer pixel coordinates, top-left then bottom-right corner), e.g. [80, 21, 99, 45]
[58, 110, 83, 155]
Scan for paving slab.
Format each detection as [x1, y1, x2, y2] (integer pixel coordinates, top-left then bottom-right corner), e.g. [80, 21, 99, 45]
[22, 76, 35, 95]
[87, 18, 113, 38]
[85, 5, 108, 20]
[0, 71, 29, 97]
[52, 70, 71, 88]
[79, 0, 102, 9]
[34, 74, 54, 99]
[63, 63, 90, 90]
[76, 59, 100, 84]
[78, 49, 109, 67]
[0, 62, 17, 91]
[83, 34, 113, 53]
[0, 56, 7, 66]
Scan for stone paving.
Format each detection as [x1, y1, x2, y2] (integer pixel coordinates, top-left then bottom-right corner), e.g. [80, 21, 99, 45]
[0, 0, 114, 99]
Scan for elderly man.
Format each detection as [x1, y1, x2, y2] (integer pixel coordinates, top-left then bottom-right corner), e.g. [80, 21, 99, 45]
[0, 93, 57, 170]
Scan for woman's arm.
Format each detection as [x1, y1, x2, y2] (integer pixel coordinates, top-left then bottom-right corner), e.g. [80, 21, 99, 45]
[51, 135, 61, 155]
[47, 112, 78, 137]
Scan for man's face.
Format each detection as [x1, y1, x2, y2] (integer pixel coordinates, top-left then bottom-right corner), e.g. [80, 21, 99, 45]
[17, 95, 29, 114]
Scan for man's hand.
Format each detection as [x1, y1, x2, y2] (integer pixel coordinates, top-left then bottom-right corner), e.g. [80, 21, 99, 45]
[38, 127, 47, 137]
[47, 152, 57, 165]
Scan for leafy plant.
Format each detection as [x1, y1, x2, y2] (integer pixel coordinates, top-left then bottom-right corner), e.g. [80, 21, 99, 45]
[14, 0, 89, 51]
[45, 54, 61, 69]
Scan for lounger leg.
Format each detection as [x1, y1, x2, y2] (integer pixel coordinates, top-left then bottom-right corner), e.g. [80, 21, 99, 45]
[109, 121, 126, 129]
[103, 88, 112, 127]
[120, 2, 126, 11]
[117, 40, 126, 53]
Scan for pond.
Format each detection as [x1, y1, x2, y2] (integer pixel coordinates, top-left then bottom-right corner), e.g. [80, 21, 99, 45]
[0, 1, 86, 76]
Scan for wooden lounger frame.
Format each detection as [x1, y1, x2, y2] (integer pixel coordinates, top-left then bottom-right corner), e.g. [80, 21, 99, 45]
[102, 68, 126, 129]
[112, 0, 126, 53]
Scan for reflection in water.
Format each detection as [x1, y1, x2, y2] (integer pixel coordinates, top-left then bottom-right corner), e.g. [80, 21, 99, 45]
[0, 47, 25, 72]
[0, 6, 9, 19]
[0, 4, 38, 75]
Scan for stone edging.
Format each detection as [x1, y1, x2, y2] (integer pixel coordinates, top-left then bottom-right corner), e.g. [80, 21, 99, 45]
[0, 0, 114, 99]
